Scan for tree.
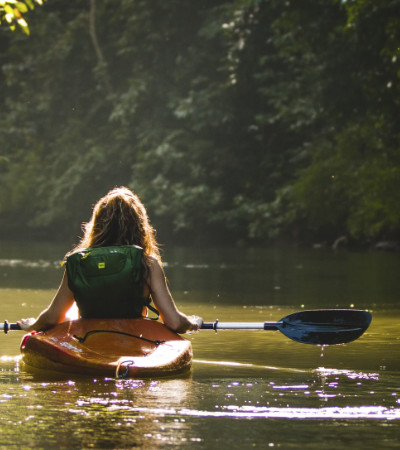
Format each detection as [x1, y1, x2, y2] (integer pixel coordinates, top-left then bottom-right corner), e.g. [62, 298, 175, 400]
[1, 0, 399, 246]
[282, 0, 400, 244]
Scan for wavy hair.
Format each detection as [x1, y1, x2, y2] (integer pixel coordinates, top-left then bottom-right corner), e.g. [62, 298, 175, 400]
[70, 187, 160, 266]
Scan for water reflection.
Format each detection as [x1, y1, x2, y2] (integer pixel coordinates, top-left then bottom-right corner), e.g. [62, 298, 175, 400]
[1, 242, 400, 447]
[316, 367, 380, 381]
[194, 358, 306, 372]
[0, 360, 399, 447]
[175, 405, 400, 419]
[0, 259, 57, 269]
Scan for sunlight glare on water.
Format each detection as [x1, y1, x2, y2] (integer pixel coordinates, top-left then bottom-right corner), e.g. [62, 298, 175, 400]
[1, 242, 400, 448]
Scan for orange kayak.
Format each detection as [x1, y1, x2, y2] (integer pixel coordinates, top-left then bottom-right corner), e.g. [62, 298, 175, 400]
[20, 318, 193, 378]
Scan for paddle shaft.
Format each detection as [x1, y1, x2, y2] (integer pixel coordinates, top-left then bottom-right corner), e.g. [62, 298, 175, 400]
[1, 321, 21, 333]
[2, 309, 372, 345]
[201, 321, 364, 332]
[3, 320, 278, 332]
[201, 321, 279, 330]
[3, 320, 347, 332]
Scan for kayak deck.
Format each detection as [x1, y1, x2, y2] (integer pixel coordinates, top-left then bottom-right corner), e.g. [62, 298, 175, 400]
[20, 318, 193, 378]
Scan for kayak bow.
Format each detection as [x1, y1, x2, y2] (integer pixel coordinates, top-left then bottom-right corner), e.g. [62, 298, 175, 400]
[19, 318, 193, 378]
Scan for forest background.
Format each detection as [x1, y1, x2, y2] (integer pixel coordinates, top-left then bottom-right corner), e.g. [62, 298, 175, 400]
[1, 0, 399, 249]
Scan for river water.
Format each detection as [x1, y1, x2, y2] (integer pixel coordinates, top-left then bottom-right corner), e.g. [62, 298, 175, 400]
[0, 240, 399, 448]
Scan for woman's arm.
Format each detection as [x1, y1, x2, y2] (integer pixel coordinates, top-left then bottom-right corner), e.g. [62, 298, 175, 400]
[18, 271, 75, 332]
[148, 258, 202, 333]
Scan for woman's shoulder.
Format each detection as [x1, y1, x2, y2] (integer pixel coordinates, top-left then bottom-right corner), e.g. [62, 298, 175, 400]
[147, 254, 163, 267]
[146, 254, 165, 277]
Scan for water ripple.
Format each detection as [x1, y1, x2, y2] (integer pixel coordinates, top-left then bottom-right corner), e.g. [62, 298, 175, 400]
[0, 259, 59, 269]
[128, 405, 400, 420]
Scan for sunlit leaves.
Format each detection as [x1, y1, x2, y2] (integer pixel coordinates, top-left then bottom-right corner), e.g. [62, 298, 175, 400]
[0, 0, 45, 34]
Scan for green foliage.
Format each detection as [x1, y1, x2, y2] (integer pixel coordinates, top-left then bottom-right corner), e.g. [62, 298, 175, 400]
[0, 0, 44, 34]
[288, 118, 400, 241]
[0, 0, 399, 245]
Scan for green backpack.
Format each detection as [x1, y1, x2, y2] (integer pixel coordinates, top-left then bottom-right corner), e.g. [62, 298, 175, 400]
[65, 245, 157, 319]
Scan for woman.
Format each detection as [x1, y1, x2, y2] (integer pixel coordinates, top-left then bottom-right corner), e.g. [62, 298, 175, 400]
[18, 187, 202, 334]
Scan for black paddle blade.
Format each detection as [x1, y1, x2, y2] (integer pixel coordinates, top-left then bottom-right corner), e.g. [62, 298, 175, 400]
[278, 309, 372, 345]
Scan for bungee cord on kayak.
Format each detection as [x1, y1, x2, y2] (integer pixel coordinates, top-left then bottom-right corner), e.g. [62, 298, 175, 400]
[73, 329, 165, 347]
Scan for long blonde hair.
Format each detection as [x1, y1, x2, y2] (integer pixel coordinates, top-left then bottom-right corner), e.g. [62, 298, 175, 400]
[70, 187, 160, 266]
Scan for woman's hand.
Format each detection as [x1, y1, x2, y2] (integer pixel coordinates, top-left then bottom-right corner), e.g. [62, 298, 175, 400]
[17, 318, 37, 331]
[186, 315, 203, 333]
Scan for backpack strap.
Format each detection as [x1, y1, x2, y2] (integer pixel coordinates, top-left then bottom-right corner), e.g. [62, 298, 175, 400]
[146, 300, 160, 320]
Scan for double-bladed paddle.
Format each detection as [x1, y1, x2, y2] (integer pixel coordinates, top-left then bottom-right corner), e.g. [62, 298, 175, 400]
[201, 309, 372, 345]
[2, 309, 371, 345]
